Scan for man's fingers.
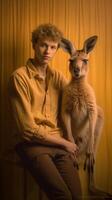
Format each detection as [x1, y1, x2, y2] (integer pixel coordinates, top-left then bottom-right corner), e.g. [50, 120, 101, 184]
[70, 153, 79, 169]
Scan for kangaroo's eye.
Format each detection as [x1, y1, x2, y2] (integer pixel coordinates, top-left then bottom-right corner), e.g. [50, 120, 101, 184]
[69, 60, 75, 66]
[83, 59, 88, 64]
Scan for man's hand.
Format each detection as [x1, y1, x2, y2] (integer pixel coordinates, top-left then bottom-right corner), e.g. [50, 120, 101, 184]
[70, 153, 79, 169]
[64, 140, 79, 169]
[64, 140, 78, 154]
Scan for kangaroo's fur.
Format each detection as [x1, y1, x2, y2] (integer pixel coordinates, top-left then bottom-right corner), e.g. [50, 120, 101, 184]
[60, 36, 104, 193]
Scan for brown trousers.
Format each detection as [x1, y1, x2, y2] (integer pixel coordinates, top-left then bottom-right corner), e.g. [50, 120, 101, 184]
[15, 142, 82, 200]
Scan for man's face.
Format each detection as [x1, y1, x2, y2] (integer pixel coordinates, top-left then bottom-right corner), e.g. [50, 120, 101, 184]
[34, 39, 59, 65]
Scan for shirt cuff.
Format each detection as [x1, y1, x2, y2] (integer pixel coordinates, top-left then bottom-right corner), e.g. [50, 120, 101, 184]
[33, 125, 47, 140]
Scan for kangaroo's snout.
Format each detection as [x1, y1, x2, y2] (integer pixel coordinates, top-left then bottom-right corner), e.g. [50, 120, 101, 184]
[74, 67, 80, 73]
[74, 67, 80, 77]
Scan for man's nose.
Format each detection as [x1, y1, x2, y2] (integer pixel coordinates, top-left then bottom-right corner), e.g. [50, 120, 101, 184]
[45, 46, 50, 53]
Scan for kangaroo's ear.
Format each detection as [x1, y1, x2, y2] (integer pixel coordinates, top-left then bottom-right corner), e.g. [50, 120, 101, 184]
[60, 38, 76, 56]
[83, 35, 98, 54]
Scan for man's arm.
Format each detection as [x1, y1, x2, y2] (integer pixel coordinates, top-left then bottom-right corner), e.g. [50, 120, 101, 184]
[8, 73, 77, 154]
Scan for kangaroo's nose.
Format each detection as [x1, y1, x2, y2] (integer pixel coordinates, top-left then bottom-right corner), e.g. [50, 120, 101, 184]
[74, 67, 80, 73]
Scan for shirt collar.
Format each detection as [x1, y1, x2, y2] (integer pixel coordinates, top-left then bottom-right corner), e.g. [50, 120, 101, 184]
[26, 58, 54, 80]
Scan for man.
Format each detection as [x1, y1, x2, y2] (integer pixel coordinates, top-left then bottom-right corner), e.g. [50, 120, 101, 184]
[8, 23, 82, 200]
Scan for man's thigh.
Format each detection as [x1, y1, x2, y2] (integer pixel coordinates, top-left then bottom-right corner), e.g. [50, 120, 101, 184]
[15, 143, 72, 200]
[54, 150, 82, 199]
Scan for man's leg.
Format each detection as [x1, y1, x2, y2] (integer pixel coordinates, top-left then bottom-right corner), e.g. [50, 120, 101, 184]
[15, 143, 72, 200]
[54, 149, 82, 200]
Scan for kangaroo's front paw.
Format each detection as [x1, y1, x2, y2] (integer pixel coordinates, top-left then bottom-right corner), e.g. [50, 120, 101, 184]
[84, 153, 95, 173]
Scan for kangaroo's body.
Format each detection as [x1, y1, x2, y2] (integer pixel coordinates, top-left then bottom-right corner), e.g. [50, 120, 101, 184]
[60, 36, 112, 198]
[62, 70, 103, 161]
[60, 37, 104, 194]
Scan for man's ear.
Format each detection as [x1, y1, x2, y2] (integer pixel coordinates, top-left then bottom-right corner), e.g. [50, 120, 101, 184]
[83, 35, 98, 54]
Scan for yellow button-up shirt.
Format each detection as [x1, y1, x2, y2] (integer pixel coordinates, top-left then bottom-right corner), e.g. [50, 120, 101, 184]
[8, 58, 67, 147]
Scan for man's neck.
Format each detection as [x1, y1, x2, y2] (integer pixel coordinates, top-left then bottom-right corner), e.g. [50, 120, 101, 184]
[33, 58, 48, 77]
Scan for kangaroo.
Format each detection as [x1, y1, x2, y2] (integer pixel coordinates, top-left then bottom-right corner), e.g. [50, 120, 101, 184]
[60, 36, 104, 192]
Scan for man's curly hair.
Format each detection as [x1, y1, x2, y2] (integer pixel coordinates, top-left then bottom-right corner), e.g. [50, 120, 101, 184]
[32, 23, 63, 48]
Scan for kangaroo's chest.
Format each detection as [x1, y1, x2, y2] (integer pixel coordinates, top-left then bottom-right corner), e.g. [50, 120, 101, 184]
[67, 85, 88, 117]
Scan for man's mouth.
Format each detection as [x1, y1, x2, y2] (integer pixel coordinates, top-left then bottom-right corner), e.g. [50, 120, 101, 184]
[43, 55, 50, 59]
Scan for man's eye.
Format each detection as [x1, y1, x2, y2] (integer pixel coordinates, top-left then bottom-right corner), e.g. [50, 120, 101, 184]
[40, 44, 46, 47]
[83, 59, 88, 64]
[51, 46, 57, 50]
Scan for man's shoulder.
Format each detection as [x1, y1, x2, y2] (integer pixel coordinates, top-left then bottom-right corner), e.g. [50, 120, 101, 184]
[11, 66, 27, 78]
[50, 67, 68, 88]
[51, 67, 66, 80]
[8, 66, 29, 88]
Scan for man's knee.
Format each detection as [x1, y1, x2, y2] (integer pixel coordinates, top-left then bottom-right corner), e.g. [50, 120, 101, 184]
[47, 186, 72, 200]
[60, 187, 72, 200]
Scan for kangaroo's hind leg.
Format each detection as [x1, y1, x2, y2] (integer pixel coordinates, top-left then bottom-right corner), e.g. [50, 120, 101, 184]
[94, 106, 104, 156]
[89, 106, 107, 197]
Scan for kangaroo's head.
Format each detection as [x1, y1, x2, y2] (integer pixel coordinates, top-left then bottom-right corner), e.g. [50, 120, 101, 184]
[60, 36, 98, 79]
